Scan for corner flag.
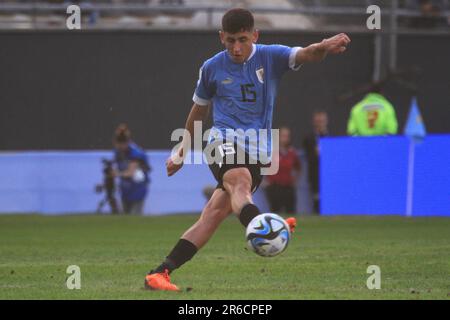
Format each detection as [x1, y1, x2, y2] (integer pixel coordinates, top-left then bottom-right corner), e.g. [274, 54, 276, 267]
[404, 97, 426, 139]
[404, 97, 426, 217]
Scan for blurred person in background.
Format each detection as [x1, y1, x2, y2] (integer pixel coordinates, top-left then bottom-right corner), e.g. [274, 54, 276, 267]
[113, 124, 151, 215]
[347, 85, 398, 136]
[407, 0, 447, 28]
[264, 127, 301, 214]
[303, 110, 329, 214]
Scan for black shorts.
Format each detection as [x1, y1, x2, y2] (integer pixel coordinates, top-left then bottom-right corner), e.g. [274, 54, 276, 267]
[206, 142, 265, 193]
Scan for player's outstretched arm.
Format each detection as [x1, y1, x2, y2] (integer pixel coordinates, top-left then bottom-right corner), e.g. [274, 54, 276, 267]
[296, 33, 351, 65]
[166, 103, 209, 177]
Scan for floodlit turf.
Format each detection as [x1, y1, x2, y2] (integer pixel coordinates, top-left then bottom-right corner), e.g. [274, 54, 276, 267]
[0, 214, 449, 300]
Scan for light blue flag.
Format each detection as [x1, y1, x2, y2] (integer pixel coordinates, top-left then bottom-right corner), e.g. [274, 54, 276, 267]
[404, 97, 426, 217]
[404, 97, 426, 140]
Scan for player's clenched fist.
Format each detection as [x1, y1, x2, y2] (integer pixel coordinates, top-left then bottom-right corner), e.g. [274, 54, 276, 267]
[296, 32, 350, 64]
[166, 151, 183, 177]
[321, 33, 351, 55]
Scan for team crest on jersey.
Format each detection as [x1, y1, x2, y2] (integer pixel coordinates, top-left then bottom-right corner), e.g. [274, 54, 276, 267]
[256, 67, 264, 84]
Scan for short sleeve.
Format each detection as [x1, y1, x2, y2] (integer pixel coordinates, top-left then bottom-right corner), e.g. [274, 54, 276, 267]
[267, 45, 302, 78]
[193, 60, 215, 106]
[128, 146, 146, 163]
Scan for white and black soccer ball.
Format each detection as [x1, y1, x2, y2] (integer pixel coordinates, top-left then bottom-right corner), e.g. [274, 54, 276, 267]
[246, 213, 291, 257]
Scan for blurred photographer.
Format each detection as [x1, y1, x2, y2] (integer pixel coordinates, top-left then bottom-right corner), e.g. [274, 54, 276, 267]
[113, 124, 151, 215]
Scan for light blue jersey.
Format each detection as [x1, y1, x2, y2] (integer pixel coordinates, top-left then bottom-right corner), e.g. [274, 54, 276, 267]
[193, 43, 301, 161]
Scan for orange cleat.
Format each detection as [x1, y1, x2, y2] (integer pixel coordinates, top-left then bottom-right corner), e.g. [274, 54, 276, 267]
[144, 269, 180, 291]
[285, 217, 297, 233]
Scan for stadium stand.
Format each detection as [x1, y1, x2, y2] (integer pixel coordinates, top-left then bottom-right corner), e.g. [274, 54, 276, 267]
[0, 0, 448, 30]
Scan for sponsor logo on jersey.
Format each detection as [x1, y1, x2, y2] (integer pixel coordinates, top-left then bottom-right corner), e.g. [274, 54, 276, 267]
[221, 78, 233, 85]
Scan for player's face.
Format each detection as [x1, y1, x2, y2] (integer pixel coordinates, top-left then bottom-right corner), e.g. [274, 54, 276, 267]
[220, 29, 258, 64]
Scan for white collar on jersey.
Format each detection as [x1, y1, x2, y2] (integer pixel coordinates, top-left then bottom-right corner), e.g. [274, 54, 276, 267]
[245, 43, 257, 63]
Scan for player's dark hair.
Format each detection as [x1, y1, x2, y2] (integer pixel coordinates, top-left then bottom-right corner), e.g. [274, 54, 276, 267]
[222, 8, 254, 34]
[114, 123, 131, 143]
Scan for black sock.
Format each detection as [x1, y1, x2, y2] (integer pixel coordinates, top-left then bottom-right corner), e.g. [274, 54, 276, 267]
[150, 239, 198, 275]
[239, 203, 261, 228]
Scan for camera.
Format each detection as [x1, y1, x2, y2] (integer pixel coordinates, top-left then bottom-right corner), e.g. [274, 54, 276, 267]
[95, 158, 119, 214]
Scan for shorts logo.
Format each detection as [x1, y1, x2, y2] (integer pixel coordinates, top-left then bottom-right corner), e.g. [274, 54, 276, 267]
[256, 67, 264, 84]
[218, 142, 236, 157]
[217, 142, 236, 168]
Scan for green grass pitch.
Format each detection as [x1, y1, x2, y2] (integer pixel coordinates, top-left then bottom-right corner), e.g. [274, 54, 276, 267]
[0, 214, 449, 299]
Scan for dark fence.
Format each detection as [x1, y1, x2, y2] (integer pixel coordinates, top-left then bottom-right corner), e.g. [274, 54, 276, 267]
[0, 30, 449, 150]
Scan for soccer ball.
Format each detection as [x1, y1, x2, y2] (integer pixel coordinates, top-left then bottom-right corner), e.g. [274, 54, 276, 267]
[246, 213, 291, 257]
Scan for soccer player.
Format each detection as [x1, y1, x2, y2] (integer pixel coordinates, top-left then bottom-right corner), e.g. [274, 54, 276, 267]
[144, 8, 350, 291]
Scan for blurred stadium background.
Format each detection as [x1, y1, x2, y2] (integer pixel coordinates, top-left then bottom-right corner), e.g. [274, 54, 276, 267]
[0, 0, 449, 216]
